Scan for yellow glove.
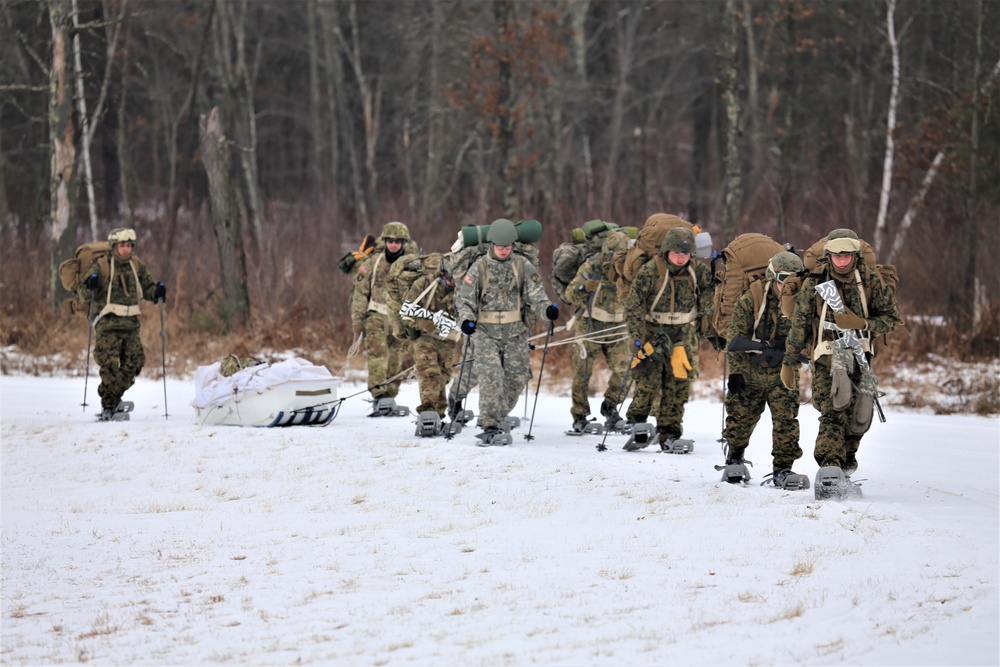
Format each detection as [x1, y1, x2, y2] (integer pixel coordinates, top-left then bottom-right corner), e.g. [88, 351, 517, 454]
[670, 345, 692, 379]
[352, 234, 378, 261]
[834, 307, 867, 331]
[631, 341, 655, 370]
[780, 365, 797, 392]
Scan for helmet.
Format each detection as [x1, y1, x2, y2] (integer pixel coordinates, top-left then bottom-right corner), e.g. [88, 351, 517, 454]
[661, 227, 695, 255]
[602, 230, 630, 260]
[765, 251, 804, 283]
[108, 228, 137, 246]
[824, 228, 861, 255]
[487, 218, 518, 246]
[381, 221, 410, 241]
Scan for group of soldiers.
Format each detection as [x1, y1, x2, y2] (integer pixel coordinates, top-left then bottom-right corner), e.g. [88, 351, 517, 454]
[344, 214, 900, 483]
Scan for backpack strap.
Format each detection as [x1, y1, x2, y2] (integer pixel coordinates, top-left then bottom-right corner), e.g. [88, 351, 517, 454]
[366, 254, 389, 315]
[94, 258, 143, 325]
[645, 257, 698, 326]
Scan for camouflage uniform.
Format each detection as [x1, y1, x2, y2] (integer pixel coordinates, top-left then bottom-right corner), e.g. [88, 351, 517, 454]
[386, 253, 461, 418]
[456, 247, 554, 430]
[350, 222, 417, 399]
[723, 281, 801, 472]
[77, 235, 158, 413]
[623, 228, 714, 442]
[564, 231, 632, 421]
[784, 232, 900, 471]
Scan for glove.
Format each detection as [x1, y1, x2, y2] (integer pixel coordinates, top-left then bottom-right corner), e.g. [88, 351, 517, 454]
[727, 373, 747, 395]
[545, 303, 559, 321]
[461, 319, 476, 336]
[403, 324, 422, 340]
[630, 340, 654, 371]
[670, 345, 692, 379]
[84, 274, 99, 290]
[154, 282, 166, 303]
[834, 308, 867, 331]
[359, 234, 377, 255]
[780, 365, 797, 392]
[583, 279, 599, 294]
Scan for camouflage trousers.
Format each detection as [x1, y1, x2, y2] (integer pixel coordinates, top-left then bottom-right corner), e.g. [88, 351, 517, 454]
[363, 313, 412, 398]
[625, 355, 691, 440]
[811, 361, 863, 470]
[570, 319, 630, 419]
[473, 333, 532, 430]
[723, 368, 801, 471]
[412, 335, 453, 417]
[94, 325, 145, 410]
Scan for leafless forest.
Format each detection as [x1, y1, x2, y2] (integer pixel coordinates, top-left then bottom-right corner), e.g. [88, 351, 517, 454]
[1, 0, 998, 363]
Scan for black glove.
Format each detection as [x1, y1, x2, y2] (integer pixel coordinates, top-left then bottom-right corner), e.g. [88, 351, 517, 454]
[727, 373, 748, 395]
[460, 319, 476, 336]
[154, 282, 166, 303]
[85, 274, 99, 291]
[403, 324, 422, 340]
[545, 303, 559, 321]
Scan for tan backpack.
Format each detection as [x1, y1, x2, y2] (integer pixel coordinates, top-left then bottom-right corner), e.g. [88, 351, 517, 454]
[710, 233, 785, 338]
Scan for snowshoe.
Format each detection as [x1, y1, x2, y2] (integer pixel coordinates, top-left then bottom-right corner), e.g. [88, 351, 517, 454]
[367, 397, 410, 418]
[475, 427, 513, 447]
[814, 466, 863, 500]
[659, 436, 694, 454]
[98, 401, 134, 422]
[599, 402, 628, 433]
[761, 468, 810, 491]
[444, 420, 463, 438]
[499, 416, 520, 432]
[414, 411, 446, 437]
[622, 423, 654, 451]
[566, 417, 590, 436]
[448, 398, 475, 425]
[715, 459, 752, 484]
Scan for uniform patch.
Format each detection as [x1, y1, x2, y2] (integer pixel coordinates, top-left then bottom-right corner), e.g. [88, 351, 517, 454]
[360, 265, 369, 274]
[463, 274, 475, 285]
[531, 273, 541, 284]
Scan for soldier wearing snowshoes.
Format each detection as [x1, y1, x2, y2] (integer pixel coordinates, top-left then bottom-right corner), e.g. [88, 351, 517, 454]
[721, 251, 805, 487]
[385, 252, 461, 432]
[781, 228, 901, 483]
[78, 228, 163, 421]
[622, 226, 714, 452]
[350, 221, 418, 417]
[564, 229, 632, 434]
[455, 218, 559, 445]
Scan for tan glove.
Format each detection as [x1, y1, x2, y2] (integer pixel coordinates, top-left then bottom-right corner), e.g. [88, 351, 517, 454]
[583, 279, 599, 293]
[670, 345, 692, 379]
[780, 365, 797, 392]
[834, 307, 867, 331]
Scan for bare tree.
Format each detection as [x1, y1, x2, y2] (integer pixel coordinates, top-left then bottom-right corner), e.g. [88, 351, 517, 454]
[199, 106, 249, 327]
[48, 0, 76, 310]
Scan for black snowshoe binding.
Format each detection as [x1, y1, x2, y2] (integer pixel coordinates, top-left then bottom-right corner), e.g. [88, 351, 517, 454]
[600, 401, 629, 434]
[814, 466, 863, 500]
[761, 468, 810, 490]
[715, 458, 753, 484]
[414, 411, 447, 437]
[659, 436, 694, 454]
[566, 417, 604, 436]
[98, 401, 134, 422]
[367, 397, 410, 418]
[622, 422, 654, 451]
[447, 398, 475, 425]
[475, 426, 513, 447]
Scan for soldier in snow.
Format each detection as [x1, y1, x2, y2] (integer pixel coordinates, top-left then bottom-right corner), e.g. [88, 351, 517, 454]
[78, 228, 164, 421]
[455, 218, 559, 445]
[350, 221, 418, 416]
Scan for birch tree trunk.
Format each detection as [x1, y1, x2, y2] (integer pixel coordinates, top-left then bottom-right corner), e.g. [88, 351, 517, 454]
[199, 106, 250, 327]
[49, 0, 77, 311]
[71, 0, 98, 238]
[872, 0, 899, 253]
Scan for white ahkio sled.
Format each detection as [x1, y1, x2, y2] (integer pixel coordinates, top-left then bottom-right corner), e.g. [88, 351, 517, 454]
[192, 358, 343, 427]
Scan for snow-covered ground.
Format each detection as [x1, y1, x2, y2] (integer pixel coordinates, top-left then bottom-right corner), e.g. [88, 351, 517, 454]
[2, 371, 998, 665]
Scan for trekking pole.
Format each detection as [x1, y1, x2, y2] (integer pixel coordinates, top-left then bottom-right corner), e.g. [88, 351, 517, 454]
[159, 300, 169, 419]
[81, 290, 96, 412]
[523, 319, 555, 442]
[446, 336, 472, 441]
[597, 348, 638, 452]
